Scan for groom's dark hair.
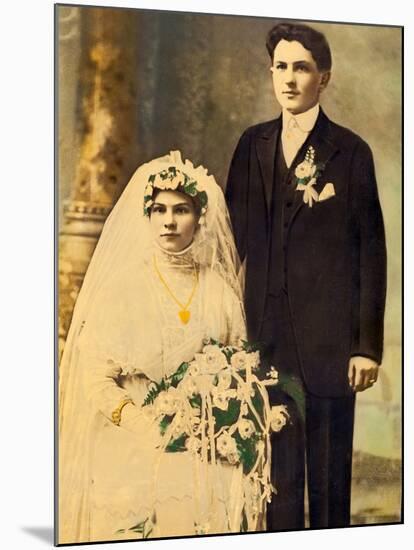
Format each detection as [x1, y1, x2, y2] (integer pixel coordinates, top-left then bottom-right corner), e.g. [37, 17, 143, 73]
[266, 22, 332, 72]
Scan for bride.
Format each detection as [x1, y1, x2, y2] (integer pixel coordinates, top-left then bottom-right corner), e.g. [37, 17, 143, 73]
[58, 151, 273, 544]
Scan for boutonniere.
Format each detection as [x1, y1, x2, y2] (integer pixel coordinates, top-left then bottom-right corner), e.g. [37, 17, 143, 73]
[294, 146, 326, 208]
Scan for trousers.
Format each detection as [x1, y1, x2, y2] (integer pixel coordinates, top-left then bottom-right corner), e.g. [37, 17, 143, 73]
[260, 290, 355, 530]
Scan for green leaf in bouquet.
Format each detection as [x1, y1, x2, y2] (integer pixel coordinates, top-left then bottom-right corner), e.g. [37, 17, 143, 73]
[142, 377, 170, 407]
[168, 361, 189, 387]
[222, 346, 237, 362]
[165, 434, 188, 453]
[277, 372, 306, 423]
[213, 398, 240, 430]
[234, 432, 259, 474]
[240, 339, 262, 353]
[142, 385, 160, 407]
[189, 395, 202, 408]
[159, 415, 174, 435]
[203, 337, 220, 347]
[248, 387, 265, 431]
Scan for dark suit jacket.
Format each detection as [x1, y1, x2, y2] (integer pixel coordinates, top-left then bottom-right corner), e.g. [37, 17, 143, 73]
[226, 109, 387, 398]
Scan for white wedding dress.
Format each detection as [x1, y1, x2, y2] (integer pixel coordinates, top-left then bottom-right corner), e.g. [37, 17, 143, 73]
[59, 247, 247, 542]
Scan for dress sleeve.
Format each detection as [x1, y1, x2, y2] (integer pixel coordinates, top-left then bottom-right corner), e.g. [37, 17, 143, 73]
[77, 284, 136, 422]
[224, 281, 247, 346]
[81, 352, 132, 422]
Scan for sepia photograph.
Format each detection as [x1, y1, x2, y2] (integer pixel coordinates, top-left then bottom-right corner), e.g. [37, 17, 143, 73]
[55, 2, 403, 546]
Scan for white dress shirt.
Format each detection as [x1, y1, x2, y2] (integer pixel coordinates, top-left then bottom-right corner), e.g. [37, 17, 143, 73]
[281, 104, 320, 168]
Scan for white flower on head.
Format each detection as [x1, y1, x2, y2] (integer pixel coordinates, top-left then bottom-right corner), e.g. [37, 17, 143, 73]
[270, 405, 289, 432]
[144, 184, 153, 196]
[154, 175, 168, 190]
[216, 431, 238, 458]
[295, 160, 316, 180]
[163, 175, 181, 190]
[237, 418, 256, 440]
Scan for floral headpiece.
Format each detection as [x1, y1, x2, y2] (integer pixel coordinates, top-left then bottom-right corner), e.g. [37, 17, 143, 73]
[143, 166, 208, 222]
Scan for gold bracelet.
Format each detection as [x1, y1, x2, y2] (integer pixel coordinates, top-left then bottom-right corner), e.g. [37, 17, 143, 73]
[111, 398, 134, 426]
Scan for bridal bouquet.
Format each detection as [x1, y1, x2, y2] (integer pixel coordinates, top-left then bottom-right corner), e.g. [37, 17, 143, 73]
[143, 339, 288, 475]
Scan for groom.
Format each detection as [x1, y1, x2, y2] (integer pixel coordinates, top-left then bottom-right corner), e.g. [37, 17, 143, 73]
[226, 22, 386, 530]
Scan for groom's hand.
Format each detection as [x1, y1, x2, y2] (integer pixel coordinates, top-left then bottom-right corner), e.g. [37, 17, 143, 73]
[348, 356, 379, 392]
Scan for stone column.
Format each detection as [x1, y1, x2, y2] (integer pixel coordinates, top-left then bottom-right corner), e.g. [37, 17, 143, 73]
[58, 6, 140, 358]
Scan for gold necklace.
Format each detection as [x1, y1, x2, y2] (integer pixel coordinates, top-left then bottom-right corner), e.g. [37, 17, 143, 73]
[153, 255, 199, 325]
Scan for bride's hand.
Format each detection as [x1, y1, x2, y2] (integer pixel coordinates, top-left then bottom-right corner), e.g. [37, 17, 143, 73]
[120, 402, 163, 448]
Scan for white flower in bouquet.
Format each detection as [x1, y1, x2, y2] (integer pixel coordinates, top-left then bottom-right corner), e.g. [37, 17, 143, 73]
[270, 405, 289, 432]
[187, 361, 201, 377]
[216, 370, 232, 389]
[171, 412, 189, 438]
[180, 375, 199, 397]
[189, 413, 201, 435]
[185, 436, 201, 454]
[267, 366, 279, 382]
[237, 384, 255, 402]
[202, 345, 228, 374]
[211, 386, 237, 411]
[246, 351, 260, 371]
[230, 350, 250, 372]
[217, 431, 239, 459]
[237, 418, 256, 440]
[154, 387, 181, 417]
[226, 450, 240, 465]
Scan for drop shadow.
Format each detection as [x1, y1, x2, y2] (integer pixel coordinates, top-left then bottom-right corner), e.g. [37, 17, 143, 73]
[21, 526, 54, 545]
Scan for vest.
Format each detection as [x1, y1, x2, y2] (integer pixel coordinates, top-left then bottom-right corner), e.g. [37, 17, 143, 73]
[268, 136, 298, 297]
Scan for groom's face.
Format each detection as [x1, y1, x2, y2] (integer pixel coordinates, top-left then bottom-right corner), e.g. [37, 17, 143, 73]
[271, 39, 330, 114]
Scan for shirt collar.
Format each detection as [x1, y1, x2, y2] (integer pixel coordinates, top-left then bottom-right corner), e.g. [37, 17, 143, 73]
[282, 103, 320, 133]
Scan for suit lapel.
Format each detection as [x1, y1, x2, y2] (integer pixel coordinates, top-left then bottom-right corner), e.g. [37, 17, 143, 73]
[289, 110, 339, 222]
[255, 117, 281, 218]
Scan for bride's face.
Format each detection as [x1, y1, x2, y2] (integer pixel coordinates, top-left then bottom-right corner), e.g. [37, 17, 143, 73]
[149, 190, 199, 252]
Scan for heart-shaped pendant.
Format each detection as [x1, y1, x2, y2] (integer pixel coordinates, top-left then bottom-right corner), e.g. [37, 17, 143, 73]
[179, 310, 191, 324]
